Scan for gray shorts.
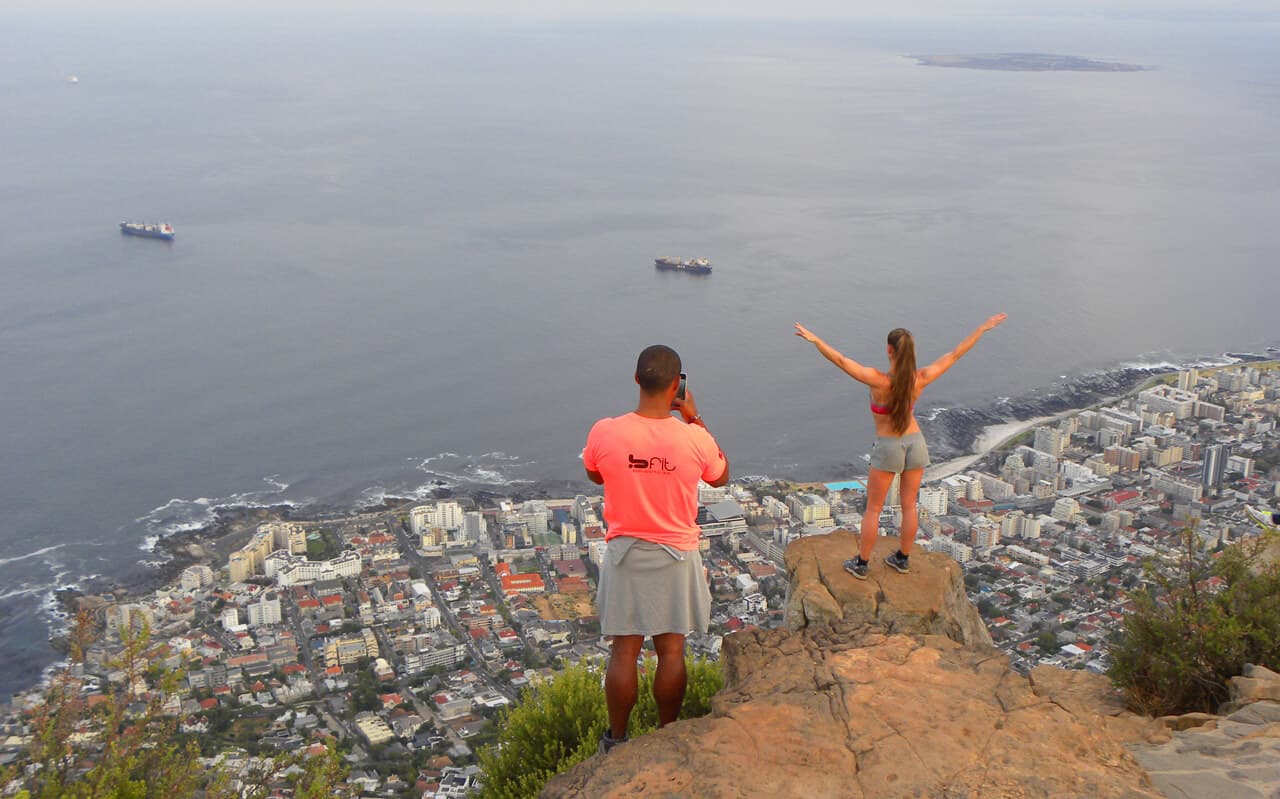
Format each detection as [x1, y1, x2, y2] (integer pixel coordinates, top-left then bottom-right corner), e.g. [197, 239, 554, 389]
[869, 432, 931, 473]
[597, 537, 711, 637]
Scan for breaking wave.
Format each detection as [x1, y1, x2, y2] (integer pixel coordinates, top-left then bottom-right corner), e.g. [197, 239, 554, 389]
[130, 475, 310, 554]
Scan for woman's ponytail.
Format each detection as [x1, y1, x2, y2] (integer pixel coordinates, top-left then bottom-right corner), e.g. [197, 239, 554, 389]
[887, 328, 916, 434]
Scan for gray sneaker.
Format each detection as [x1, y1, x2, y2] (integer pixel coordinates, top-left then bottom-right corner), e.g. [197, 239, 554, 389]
[1245, 505, 1279, 532]
[844, 557, 869, 580]
[598, 730, 628, 755]
[884, 550, 910, 574]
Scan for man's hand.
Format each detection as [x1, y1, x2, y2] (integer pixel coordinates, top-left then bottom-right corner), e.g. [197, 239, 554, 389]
[980, 313, 1007, 332]
[671, 389, 700, 422]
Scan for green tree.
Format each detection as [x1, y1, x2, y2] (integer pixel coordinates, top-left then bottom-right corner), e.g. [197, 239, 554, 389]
[478, 657, 723, 799]
[1036, 631, 1059, 654]
[1109, 530, 1280, 715]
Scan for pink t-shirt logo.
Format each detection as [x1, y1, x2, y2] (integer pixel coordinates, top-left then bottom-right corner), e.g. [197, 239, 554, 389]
[628, 454, 677, 472]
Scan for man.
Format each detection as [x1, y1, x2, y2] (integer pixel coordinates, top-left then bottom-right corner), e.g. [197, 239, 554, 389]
[1245, 504, 1280, 533]
[583, 344, 729, 754]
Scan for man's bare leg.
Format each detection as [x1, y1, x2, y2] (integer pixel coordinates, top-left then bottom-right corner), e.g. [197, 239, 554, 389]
[604, 635, 644, 739]
[651, 632, 687, 728]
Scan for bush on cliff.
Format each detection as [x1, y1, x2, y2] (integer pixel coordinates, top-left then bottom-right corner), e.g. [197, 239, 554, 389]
[1109, 530, 1280, 716]
[477, 656, 723, 799]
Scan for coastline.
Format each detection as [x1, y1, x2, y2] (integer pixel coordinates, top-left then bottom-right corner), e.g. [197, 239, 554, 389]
[926, 414, 1060, 481]
[925, 353, 1279, 483]
[26, 349, 1280, 694]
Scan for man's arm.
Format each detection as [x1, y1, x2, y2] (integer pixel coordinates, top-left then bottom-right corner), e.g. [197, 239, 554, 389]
[674, 389, 730, 488]
[706, 457, 730, 488]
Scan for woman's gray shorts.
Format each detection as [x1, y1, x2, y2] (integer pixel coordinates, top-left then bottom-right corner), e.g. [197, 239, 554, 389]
[597, 537, 711, 637]
[869, 432, 931, 473]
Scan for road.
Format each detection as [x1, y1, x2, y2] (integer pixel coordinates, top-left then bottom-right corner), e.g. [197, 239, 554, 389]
[384, 519, 517, 703]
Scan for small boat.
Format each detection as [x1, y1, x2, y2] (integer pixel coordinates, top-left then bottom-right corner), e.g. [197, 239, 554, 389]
[120, 221, 175, 241]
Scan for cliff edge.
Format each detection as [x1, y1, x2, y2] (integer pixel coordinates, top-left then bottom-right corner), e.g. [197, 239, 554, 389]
[543, 532, 1162, 799]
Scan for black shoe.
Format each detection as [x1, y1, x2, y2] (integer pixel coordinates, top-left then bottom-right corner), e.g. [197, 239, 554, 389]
[844, 557, 869, 580]
[884, 550, 910, 574]
[598, 730, 628, 755]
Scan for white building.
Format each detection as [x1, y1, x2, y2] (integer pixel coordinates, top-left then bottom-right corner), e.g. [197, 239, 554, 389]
[180, 565, 215, 592]
[220, 606, 240, 631]
[788, 494, 831, 524]
[267, 549, 363, 587]
[927, 536, 972, 564]
[247, 594, 282, 628]
[1051, 497, 1081, 522]
[918, 486, 948, 517]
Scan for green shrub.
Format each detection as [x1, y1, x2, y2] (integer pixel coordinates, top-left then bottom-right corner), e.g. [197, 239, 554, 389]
[1109, 530, 1280, 716]
[478, 656, 723, 799]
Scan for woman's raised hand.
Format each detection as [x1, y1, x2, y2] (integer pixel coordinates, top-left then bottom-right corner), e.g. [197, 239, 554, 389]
[981, 313, 1007, 332]
[794, 322, 819, 343]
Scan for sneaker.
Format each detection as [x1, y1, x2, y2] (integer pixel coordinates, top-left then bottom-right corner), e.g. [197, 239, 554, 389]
[598, 730, 628, 755]
[844, 557, 869, 580]
[1245, 505, 1279, 532]
[884, 550, 910, 574]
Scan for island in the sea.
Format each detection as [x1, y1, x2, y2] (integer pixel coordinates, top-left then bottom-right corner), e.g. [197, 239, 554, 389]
[910, 53, 1149, 72]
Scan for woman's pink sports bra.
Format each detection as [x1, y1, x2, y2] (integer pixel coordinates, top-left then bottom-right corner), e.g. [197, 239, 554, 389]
[870, 394, 913, 416]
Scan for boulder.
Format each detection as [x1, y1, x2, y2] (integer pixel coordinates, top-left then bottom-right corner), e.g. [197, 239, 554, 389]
[783, 531, 992, 647]
[1221, 663, 1280, 715]
[543, 534, 1160, 799]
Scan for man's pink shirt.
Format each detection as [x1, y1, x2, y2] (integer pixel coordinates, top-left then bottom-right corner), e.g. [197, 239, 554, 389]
[583, 413, 726, 551]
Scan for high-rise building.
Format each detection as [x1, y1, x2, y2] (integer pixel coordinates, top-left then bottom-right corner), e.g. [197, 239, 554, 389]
[1202, 444, 1226, 490]
[436, 501, 465, 531]
[220, 606, 240, 631]
[1051, 497, 1081, 522]
[1033, 428, 1063, 458]
[1137, 385, 1197, 419]
[919, 486, 948, 517]
[560, 520, 578, 545]
[970, 518, 1000, 549]
[247, 593, 282, 628]
[463, 511, 487, 541]
[521, 501, 549, 536]
[1103, 445, 1141, 472]
[1176, 368, 1199, 391]
[787, 494, 831, 524]
[180, 564, 215, 592]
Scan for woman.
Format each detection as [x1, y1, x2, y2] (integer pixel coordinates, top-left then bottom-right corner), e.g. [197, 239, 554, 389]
[794, 314, 1007, 579]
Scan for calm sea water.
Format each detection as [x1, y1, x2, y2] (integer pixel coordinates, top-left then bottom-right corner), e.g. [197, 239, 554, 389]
[2, 9, 1278, 695]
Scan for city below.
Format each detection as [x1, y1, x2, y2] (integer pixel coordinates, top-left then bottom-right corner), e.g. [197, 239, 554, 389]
[3, 360, 1277, 797]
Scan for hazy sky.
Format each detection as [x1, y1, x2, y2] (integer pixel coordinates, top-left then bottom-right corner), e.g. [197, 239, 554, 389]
[7, 0, 1280, 19]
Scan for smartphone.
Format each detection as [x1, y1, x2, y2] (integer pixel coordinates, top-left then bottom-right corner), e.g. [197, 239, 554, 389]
[676, 372, 687, 401]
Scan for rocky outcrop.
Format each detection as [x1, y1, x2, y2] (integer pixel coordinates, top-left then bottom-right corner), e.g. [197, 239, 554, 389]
[543, 533, 1162, 799]
[1129, 663, 1280, 799]
[783, 531, 992, 646]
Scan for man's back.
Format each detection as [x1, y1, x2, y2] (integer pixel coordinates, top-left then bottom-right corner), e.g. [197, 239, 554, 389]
[583, 411, 725, 551]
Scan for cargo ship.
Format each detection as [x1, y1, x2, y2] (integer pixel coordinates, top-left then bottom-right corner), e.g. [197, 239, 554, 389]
[120, 221, 175, 240]
[655, 256, 711, 275]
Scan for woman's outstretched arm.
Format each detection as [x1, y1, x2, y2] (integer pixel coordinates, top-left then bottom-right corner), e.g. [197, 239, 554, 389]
[794, 323, 882, 385]
[919, 313, 1007, 386]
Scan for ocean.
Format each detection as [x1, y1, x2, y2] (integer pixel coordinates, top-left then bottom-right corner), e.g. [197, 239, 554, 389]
[2, 8, 1278, 696]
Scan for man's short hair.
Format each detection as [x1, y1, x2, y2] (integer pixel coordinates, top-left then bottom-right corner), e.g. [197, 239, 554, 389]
[636, 345, 682, 394]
